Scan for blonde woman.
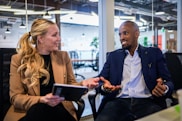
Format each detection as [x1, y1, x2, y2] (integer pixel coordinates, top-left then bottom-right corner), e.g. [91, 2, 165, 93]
[4, 18, 99, 121]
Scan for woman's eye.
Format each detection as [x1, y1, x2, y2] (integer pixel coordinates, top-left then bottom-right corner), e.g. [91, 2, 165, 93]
[52, 34, 57, 37]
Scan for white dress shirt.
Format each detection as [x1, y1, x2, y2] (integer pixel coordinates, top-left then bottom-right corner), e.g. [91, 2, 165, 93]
[117, 49, 152, 98]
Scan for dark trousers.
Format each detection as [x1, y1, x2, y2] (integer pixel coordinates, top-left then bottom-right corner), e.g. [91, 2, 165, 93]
[19, 103, 76, 121]
[95, 98, 163, 121]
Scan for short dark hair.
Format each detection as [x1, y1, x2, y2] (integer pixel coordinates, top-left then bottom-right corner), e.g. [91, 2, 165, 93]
[120, 21, 139, 31]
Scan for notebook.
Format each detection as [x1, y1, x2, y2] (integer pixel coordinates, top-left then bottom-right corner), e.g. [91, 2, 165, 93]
[52, 83, 88, 101]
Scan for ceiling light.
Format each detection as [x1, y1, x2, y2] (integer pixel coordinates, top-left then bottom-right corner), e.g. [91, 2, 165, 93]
[0, 7, 33, 13]
[91, 11, 97, 16]
[89, 0, 98, 2]
[5, 28, 11, 34]
[0, 5, 11, 9]
[43, 11, 52, 19]
[19, 22, 26, 28]
[42, 0, 51, 19]
[168, 30, 174, 32]
[155, 11, 165, 15]
[19, 17, 26, 28]
[14, 10, 77, 15]
[155, 6, 165, 15]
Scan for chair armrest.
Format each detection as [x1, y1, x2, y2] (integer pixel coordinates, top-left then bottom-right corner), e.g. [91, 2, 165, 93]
[88, 89, 101, 120]
[75, 99, 85, 120]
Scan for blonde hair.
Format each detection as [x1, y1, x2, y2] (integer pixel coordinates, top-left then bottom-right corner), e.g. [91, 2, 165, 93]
[16, 18, 55, 87]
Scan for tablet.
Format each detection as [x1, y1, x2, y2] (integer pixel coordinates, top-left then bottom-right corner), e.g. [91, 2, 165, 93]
[52, 83, 88, 101]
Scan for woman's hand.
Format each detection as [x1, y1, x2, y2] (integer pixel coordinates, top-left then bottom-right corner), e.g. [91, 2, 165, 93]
[82, 77, 100, 89]
[100, 76, 121, 92]
[39, 93, 65, 107]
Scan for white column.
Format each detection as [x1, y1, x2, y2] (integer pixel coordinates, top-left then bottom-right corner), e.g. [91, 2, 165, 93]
[98, 0, 115, 72]
[177, 0, 182, 52]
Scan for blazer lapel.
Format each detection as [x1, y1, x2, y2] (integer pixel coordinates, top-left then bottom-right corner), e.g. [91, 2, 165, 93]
[32, 83, 40, 96]
[116, 49, 127, 85]
[51, 53, 65, 84]
[138, 45, 151, 83]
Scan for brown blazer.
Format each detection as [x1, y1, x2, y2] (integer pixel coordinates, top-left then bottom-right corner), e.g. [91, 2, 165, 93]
[4, 51, 82, 121]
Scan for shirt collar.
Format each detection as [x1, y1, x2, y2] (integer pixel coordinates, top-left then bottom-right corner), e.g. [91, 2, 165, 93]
[125, 44, 139, 55]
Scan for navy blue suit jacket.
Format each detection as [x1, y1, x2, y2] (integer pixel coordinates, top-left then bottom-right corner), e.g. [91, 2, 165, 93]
[98, 45, 174, 109]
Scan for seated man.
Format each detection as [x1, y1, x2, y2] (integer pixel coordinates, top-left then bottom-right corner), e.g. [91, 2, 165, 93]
[93, 21, 174, 121]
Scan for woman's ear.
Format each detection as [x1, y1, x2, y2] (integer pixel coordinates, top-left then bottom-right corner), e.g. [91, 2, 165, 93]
[37, 35, 44, 44]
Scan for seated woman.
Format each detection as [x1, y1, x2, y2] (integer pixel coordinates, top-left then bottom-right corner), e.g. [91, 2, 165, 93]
[3, 18, 99, 121]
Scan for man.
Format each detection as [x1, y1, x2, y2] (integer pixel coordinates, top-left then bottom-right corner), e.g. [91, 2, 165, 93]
[94, 21, 174, 121]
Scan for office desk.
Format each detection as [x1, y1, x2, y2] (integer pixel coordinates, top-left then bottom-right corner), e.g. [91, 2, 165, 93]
[71, 59, 97, 80]
[71, 59, 97, 71]
[71, 59, 96, 62]
[136, 105, 180, 121]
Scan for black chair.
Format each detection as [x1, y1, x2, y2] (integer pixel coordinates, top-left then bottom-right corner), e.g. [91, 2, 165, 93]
[88, 89, 100, 120]
[164, 52, 182, 91]
[76, 99, 85, 120]
[69, 51, 86, 80]
[0, 48, 16, 121]
[89, 52, 99, 72]
[164, 52, 182, 105]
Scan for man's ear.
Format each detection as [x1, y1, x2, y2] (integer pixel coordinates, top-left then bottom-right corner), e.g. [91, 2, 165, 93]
[135, 30, 140, 37]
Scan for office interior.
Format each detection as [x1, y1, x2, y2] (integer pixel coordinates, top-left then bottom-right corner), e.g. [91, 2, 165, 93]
[0, 0, 182, 120]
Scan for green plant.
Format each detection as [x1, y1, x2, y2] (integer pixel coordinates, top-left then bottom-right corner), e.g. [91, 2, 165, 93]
[90, 37, 99, 49]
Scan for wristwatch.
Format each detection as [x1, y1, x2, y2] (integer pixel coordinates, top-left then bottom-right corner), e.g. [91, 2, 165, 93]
[101, 85, 112, 93]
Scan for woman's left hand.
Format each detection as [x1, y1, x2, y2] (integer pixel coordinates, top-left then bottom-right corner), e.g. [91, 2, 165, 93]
[39, 93, 65, 107]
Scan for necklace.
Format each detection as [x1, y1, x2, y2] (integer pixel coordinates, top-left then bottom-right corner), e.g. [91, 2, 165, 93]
[46, 60, 51, 71]
[42, 54, 51, 71]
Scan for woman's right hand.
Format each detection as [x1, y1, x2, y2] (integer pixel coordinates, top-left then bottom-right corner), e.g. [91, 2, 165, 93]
[39, 93, 65, 107]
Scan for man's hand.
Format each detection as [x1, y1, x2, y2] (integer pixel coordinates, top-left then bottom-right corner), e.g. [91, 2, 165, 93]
[152, 78, 167, 97]
[100, 76, 121, 92]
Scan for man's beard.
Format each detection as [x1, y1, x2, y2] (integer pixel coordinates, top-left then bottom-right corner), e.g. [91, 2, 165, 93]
[122, 44, 131, 50]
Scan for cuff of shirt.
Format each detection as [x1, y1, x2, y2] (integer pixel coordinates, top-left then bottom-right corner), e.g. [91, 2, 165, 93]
[164, 85, 169, 94]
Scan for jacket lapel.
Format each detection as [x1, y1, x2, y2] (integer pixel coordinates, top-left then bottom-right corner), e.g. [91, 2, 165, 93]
[116, 49, 127, 85]
[51, 52, 65, 84]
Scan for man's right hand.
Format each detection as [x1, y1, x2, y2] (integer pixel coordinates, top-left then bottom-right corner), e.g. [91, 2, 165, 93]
[100, 76, 121, 92]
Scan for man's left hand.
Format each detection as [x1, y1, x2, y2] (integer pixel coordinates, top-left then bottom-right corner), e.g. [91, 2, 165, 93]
[152, 78, 167, 97]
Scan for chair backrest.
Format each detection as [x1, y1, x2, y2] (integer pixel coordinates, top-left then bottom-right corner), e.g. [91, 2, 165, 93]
[69, 51, 79, 59]
[69, 51, 85, 69]
[164, 52, 182, 91]
[0, 48, 16, 121]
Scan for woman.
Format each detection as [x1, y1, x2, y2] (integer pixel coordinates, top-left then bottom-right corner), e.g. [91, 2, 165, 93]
[3, 18, 99, 121]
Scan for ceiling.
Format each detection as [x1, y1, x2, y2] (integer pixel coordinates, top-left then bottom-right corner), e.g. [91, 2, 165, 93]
[0, 0, 177, 31]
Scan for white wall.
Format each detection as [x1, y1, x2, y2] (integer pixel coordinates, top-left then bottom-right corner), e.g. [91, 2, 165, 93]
[0, 23, 27, 48]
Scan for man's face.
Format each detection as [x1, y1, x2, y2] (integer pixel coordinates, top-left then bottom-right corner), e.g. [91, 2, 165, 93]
[118, 23, 139, 50]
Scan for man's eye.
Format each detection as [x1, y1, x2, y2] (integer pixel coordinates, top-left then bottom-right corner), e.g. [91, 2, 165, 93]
[123, 31, 128, 35]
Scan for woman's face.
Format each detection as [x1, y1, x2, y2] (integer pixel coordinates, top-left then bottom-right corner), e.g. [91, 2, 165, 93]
[37, 24, 61, 54]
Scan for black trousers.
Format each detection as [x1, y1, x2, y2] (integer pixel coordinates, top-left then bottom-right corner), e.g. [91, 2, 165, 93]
[19, 103, 76, 121]
[95, 98, 163, 121]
